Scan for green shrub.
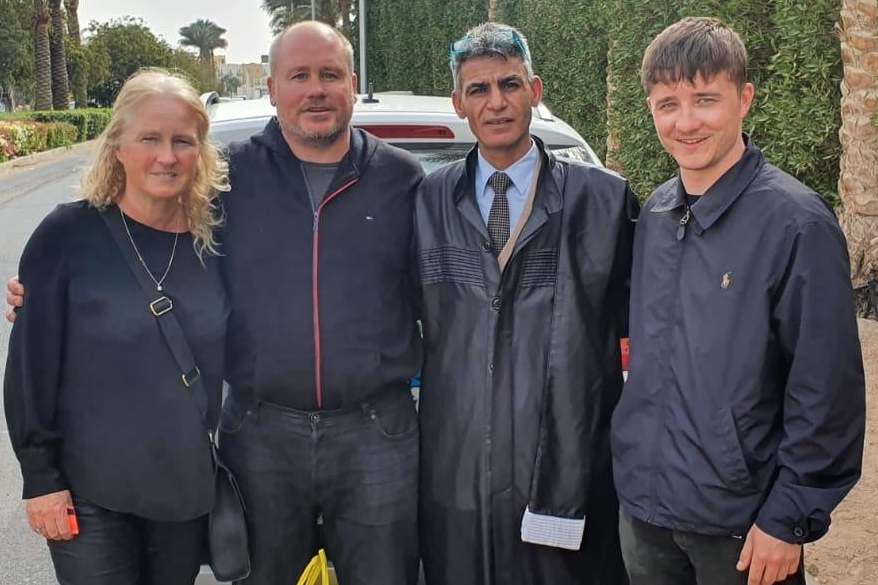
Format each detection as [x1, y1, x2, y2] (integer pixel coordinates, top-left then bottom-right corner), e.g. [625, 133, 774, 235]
[367, 0, 487, 95]
[0, 121, 79, 162]
[42, 122, 80, 149]
[28, 109, 112, 141]
[503, 0, 610, 162]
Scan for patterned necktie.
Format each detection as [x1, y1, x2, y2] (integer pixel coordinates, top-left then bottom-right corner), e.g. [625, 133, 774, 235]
[487, 171, 512, 255]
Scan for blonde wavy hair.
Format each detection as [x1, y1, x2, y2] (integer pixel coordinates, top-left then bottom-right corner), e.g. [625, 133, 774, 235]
[81, 67, 229, 258]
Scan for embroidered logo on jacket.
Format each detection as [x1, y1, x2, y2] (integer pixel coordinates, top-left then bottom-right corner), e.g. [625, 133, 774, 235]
[721, 272, 733, 289]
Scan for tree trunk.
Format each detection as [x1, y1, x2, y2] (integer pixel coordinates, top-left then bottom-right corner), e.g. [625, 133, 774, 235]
[339, 0, 352, 38]
[64, 0, 86, 107]
[837, 0, 878, 317]
[604, 32, 624, 174]
[488, 0, 498, 21]
[64, 0, 79, 44]
[48, 0, 68, 109]
[33, 0, 52, 111]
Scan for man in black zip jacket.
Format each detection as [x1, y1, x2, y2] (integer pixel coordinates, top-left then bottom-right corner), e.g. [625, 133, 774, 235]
[4, 24, 423, 584]
[216, 21, 424, 585]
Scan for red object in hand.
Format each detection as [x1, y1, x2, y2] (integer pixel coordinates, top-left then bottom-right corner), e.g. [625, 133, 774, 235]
[67, 507, 79, 536]
[620, 338, 630, 373]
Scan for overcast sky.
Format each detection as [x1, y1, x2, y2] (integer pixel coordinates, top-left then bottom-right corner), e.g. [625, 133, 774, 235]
[79, 0, 276, 64]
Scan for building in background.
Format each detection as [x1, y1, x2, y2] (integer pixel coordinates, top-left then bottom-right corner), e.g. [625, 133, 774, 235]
[216, 55, 270, 99]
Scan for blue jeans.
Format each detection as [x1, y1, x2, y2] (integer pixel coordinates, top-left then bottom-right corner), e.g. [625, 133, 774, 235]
[218, 388, 419, 585]
[619, 511, 806, 585]
[47, 496, 205, 585]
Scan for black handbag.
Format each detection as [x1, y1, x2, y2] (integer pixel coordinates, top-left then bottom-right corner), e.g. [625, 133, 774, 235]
[100, 208, 251, 581]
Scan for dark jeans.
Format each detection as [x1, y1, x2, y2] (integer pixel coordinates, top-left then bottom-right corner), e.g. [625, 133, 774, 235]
[219, 389, 419, 585]
[47, 496, 205, 585]
[619, 511, 806, 585]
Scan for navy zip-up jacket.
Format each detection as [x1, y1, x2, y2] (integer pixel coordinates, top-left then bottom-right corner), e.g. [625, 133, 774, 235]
[220, 118, 423, 410]
[612, 138, 865, 544]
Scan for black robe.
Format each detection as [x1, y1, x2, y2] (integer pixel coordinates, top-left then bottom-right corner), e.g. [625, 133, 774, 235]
[415, 139, 637, 585]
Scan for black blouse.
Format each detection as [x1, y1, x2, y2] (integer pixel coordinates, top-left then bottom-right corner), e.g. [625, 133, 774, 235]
[3, 202, 228, 521]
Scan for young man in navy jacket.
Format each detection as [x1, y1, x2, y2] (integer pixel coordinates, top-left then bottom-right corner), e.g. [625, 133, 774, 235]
[612, 17, 865, 585]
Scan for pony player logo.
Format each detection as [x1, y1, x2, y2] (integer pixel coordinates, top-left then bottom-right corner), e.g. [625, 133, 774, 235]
[721, 272, 733, 289]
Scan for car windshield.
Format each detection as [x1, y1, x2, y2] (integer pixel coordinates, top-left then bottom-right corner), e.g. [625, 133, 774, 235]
[209, 118, 600, 172]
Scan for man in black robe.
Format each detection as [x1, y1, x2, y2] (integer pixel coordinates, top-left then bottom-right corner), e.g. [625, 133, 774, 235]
[415, 22, 636, 585]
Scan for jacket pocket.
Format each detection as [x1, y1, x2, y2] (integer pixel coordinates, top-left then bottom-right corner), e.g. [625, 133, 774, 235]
[714, 407, 756, 492]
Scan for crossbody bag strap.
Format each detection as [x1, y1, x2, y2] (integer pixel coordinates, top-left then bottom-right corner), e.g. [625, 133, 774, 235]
[99, 207, 210, 429]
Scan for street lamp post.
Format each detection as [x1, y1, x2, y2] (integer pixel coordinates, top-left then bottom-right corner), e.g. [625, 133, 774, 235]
[359, 0, 367, 93]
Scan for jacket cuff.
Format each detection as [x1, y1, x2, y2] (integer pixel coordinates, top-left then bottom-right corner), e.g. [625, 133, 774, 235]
[755, 485, 829, 545]
[18, 447, 66, 499]
[520, 507, 585, 550]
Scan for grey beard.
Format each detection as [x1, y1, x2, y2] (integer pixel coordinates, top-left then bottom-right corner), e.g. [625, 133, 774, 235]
[283, 119, 347, 147]
[297, 126, 345, 146]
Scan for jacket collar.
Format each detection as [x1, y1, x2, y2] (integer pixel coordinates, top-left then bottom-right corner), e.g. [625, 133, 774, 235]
[650, 135, 764, 233]
[453, 135, 562, 240]
[454, 135, 562, 209]
[252, 117, 374, 190]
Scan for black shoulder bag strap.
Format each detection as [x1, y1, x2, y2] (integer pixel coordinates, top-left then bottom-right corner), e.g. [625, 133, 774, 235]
[101, 207, 251, 581]
[98, 207, 210, 432]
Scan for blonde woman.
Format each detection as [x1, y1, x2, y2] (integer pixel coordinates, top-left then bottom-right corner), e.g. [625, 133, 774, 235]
[4, 68, 229, 585]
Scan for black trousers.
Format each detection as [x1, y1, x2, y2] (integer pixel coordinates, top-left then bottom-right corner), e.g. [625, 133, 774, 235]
[47, 496, 205, 585]
[219, 389, 419, 585]
[619, 511, 806, 585]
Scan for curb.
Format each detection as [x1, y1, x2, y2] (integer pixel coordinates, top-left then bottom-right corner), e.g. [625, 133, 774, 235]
[0, 140, 96, 174]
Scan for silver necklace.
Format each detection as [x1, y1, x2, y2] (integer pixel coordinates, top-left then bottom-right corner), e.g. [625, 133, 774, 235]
[118, 206, 179, 292]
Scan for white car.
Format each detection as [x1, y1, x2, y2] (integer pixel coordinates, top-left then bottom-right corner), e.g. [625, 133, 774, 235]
[203, 91, 602, 170]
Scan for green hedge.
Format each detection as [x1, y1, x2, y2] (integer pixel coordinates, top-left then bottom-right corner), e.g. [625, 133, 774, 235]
[502, 0, 610, 162]
[0, 108, 110, 163]
[746, 0, 843, 206]
[367, 0, 487, 95]
[27, 108, 113, 142]
[365, 0, 843, 204]
[0, 121, 79, 162]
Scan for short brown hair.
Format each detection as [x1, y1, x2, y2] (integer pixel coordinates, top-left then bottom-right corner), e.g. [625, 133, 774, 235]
[641, 17, 748, 94]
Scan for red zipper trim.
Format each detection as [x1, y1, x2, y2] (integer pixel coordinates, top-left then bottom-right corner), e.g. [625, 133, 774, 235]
[312, 177, 359, 409]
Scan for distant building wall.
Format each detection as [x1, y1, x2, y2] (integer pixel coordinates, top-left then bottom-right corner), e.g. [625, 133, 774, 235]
[217, 58, 270, 99]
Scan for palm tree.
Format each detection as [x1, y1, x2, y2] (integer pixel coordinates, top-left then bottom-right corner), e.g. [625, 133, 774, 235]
[48, 0, 68, 109]
[222, 73, 241, 97]
[338, 0, 352, 39]
[837, 0, 878, 316]
[63, 0, 78, 42]
[33, 0, 52, 110]
[64, 0, 86, 107]
[262, 0, 315, 35]
[179, 19, 228, 65]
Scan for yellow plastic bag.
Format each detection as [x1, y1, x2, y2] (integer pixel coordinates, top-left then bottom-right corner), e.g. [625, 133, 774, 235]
[295, 549, 339, 585]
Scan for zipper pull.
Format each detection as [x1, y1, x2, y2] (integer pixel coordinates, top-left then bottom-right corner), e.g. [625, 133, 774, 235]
[676, 207, 691, 241]
[313, 211, 319, 232]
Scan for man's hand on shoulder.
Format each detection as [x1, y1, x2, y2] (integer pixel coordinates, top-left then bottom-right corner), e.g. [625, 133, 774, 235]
[5, 275, 23, 323]
[737, 524, 802, 585]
